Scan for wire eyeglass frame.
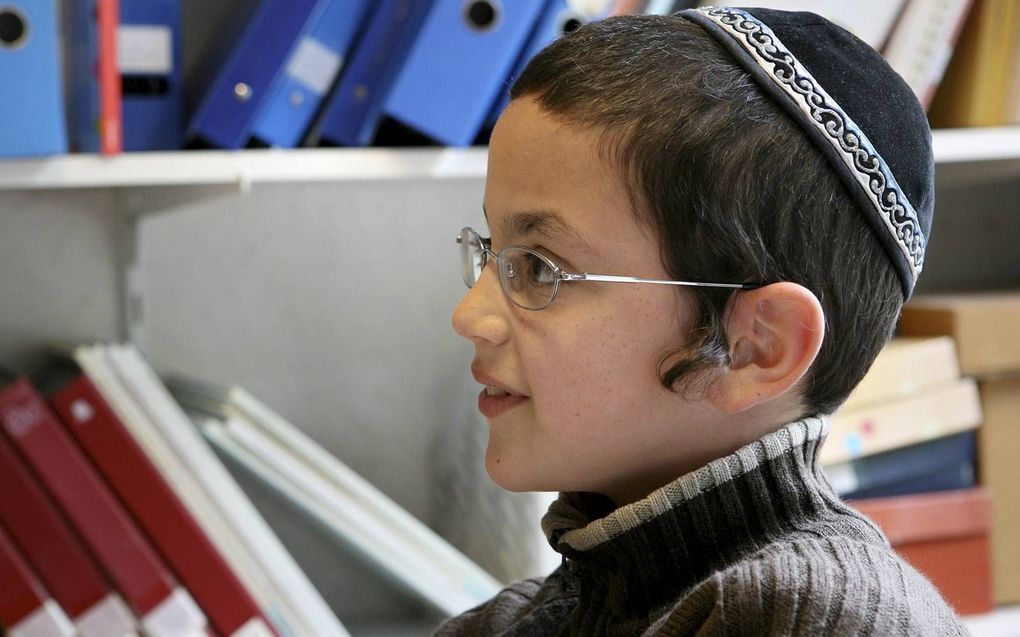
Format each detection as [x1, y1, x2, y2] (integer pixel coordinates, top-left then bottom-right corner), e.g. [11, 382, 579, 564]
[457, 226, 760, 311]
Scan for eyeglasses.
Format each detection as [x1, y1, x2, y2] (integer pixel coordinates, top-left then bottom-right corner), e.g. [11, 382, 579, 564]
[457, 226, 759, 311]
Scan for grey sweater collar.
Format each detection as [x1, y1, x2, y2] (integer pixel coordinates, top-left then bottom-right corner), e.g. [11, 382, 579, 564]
[539, 417, 873, 611]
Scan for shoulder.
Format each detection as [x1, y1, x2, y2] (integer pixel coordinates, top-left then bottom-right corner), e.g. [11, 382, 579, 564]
[649, 537, 968, 636]
[433, 572, 577, 636]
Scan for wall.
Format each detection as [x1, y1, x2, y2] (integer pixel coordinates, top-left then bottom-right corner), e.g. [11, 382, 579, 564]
[140, 177, 486, 526]
[0, 190, 122, 369]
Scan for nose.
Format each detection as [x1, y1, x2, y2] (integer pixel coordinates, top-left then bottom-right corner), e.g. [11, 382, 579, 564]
[452, 261, 511, 346]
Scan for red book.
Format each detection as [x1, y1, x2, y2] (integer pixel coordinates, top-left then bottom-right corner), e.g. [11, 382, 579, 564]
[97, 0, 122, 154]
[852, 488, 993, 615]
[0, 524, 76, 636]
[0, 377, 206, 635]
[52, 373, 277, 637]
[0, 429, 137, 636]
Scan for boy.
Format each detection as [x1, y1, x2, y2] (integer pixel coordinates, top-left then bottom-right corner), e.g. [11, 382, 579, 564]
[441, 7, 966, 636]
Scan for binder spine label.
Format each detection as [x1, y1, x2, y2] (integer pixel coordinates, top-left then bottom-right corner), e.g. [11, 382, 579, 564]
[286, 37, 342, 96]
[117, 25, 173, 74]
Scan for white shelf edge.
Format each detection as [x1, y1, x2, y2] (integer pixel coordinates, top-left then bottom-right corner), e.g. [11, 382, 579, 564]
[931, 126, 1020, 165]
[961, 604, 1020, 637]
[0, 126, 1017, 191]
[0, 147, 489, 191]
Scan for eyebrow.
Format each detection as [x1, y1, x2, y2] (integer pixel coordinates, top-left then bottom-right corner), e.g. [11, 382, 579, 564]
[482, 204, 595, 257]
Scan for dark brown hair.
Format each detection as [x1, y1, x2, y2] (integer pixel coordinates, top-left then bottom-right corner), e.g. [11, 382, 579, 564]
[509, 14, 902, 415]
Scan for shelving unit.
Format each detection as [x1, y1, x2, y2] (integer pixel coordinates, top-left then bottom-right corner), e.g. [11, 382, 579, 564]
[1, 127, 1018, 629]
[0, 126, 1017, 192]
[0, 147, 489, 192]
[932, 125, 1020, 163]
[931, 126, 1020, 188]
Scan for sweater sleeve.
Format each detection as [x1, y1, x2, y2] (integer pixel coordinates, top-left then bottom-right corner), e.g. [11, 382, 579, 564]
[647, 539, 969, 637]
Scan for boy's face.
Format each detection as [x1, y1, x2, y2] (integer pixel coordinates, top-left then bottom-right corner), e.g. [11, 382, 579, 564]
[453, 97, 727, 506]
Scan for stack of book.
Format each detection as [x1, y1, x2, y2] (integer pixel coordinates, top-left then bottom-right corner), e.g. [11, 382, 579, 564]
[0, 343, 502, 636]
[824, 336, 981, 495]
[2, 0, 987, 157]
[899, 293, 1020, 609]
[823, 335, 992, 615]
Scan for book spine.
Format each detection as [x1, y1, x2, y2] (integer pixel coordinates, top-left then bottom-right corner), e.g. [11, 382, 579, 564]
[920, 0, 975, 110]
[102, 345, 327, 636]
[822, 378, 982, 465]
[0, 525, 76, 637]
[232, 388, 501, 595]
[51, 374, 276, 637]
[882, 0, 974, 109]
[73, 344, 308, 636]
[825, 430, 976, 496]
[0, 378, 205, 634]
[0, 428, 139, 635]
[841, 337, 960, 411]
[98, 0, 123, 154]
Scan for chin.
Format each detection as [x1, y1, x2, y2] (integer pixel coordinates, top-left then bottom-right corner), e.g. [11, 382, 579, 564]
[484, 455, 549, 493]
[484, 463, 530, 492]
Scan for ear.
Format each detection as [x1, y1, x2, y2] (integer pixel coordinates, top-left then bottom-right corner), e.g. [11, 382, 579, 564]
[708, 282, 825, 414]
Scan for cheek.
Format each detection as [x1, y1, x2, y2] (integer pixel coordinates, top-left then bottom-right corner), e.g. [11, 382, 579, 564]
[525, 295, 680, 422]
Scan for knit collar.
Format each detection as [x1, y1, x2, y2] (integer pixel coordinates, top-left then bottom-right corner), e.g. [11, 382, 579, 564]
[540, 417, 864, 617]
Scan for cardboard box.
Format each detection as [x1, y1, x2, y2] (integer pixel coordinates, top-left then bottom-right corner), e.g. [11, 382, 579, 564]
[977, 377, 1020, 604]
[899, 293, 1020, 377]
[852, 488, 993, 615]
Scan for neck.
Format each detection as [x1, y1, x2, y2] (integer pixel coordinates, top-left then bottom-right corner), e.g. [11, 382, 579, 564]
[600, 403, 812, 507]
[541, 416, 884, 623]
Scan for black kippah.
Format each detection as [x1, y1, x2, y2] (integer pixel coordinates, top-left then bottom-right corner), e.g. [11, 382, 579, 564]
[680, 7, 934, 299]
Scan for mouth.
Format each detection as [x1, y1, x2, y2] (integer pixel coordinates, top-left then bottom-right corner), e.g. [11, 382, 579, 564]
[472, 367, 529, 418]
[477, 387, 528, 418]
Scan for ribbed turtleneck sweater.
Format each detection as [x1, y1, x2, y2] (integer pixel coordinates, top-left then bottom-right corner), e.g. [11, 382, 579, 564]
[434, 417, 967, 636]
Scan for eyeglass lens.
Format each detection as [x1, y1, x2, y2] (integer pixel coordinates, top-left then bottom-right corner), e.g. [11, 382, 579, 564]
[460, 229, 485, 288]
[499, 250, 557, 309]
[459, 227, 559, 310]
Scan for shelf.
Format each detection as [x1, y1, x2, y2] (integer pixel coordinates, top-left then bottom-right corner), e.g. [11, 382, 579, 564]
[931, 126, 1020, 165]
[0, 147, 488, 191]
[0, 126, 1017, 192]
[961, 605, 1020, 637]
[931, 126, 1020, 189]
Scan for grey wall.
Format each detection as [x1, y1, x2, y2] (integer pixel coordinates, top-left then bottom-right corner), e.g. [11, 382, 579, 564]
[0, 190, 122, 370]
[139, 177, 486, 526]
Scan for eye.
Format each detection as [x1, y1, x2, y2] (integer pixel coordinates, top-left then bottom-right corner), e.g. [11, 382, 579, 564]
[523, 251, 557, 286]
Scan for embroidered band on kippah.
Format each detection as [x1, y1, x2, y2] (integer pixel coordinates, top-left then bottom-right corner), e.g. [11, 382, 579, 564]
[686, 7, 926, 290]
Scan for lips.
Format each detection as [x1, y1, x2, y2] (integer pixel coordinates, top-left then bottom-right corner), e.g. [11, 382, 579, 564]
[472, 366, 528, 418]
[477, 389, 528, 418]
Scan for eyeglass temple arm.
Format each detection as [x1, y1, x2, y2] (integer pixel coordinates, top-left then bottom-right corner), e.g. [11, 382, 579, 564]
[560, 272, 759, 290]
